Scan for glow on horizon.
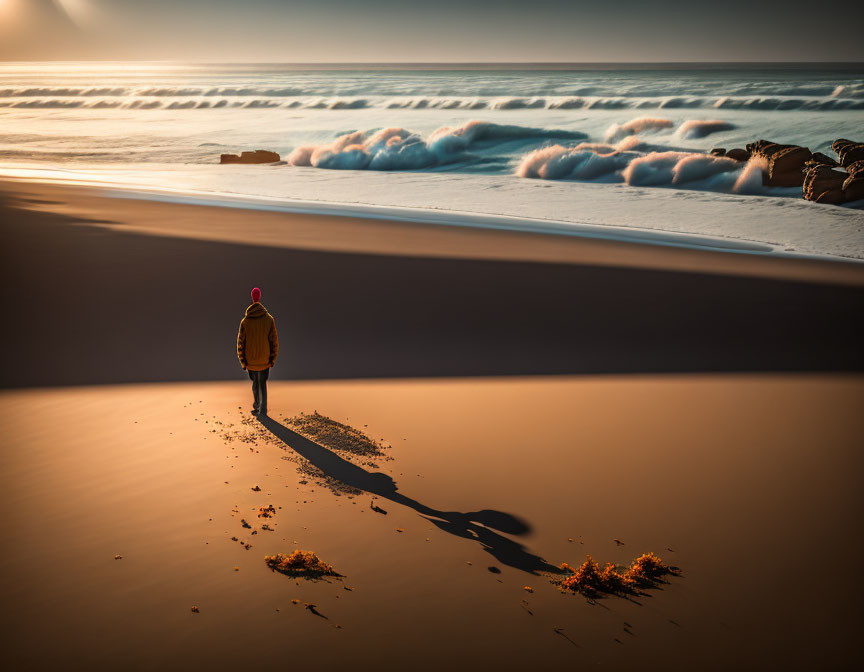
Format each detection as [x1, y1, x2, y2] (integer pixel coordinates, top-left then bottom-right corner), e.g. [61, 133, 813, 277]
[0, 0, 861, 63]
[54, 0, 98, 27]
[0, 61, 197, 73]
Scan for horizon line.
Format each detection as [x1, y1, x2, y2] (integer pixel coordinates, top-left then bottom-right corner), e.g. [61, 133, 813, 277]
[2, 60, 863, 66]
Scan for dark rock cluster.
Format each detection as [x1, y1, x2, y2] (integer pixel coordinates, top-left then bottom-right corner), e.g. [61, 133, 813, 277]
[803, 140, 864, 204]
[709, 146, 750, 161]
[711, 138, 864, 205]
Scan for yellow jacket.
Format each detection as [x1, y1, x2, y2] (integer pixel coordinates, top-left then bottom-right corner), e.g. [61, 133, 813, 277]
[237, 302, 278, 371]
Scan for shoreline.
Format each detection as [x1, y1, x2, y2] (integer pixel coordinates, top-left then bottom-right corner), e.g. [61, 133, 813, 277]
[3, 165, 864, 263]
[0, 171, 778, 257]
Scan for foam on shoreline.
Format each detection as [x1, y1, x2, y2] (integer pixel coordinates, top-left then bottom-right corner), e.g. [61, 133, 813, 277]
[3, 165, 864, 262]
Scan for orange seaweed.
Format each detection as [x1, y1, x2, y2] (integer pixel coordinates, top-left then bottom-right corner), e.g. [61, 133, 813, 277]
[626, 552, 681, 585]
[264, 551, 340, 579]
[558, 552, 680, 599]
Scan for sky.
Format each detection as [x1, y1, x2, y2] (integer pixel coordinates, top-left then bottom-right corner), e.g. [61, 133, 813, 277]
[1, 0, 862, 63]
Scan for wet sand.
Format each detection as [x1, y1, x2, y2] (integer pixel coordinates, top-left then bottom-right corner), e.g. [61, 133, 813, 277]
[1, 179, 863, 670]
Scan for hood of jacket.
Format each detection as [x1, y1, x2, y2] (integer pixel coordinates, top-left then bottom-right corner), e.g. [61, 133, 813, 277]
[245, 302, 269, 319]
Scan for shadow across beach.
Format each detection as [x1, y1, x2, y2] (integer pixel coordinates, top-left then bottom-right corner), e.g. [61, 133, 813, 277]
[259, 414, 559, 575]
[1, 189, 863, 388]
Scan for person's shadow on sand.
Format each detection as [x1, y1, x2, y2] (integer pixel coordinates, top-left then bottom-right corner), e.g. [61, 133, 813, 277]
[259, 415, 560, 575]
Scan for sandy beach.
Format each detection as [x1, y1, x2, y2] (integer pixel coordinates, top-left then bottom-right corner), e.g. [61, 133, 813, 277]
[1, 179, 863, 670]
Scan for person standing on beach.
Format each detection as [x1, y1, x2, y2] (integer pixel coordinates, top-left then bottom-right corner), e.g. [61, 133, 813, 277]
[237, 287, 279, 416]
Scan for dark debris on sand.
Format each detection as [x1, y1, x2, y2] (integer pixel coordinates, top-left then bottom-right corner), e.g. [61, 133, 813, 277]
[285, 412, 391, 462]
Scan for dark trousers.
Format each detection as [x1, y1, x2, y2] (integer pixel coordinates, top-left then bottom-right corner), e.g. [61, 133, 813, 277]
[248, 369, 269, 413]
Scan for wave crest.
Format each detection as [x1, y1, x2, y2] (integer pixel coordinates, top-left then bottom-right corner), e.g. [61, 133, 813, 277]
[2, 88, 863, 112]
[517, 141, 639, 180]
[622, 152, 741, 185]
[518, 142, 751, 192]
[605, 117, 675, 142]
[288, 121, 587, 171]
[676, 120, 736, 139]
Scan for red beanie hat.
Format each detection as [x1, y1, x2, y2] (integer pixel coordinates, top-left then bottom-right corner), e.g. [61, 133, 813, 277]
[251, 287, 261, 303]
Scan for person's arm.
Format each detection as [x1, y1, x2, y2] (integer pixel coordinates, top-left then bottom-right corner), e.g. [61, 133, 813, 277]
[237, 321, 247, 369]
[268, 318, 279, 367]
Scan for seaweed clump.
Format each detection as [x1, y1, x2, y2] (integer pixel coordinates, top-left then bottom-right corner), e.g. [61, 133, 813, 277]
[558, 552, 680, 599]
[264, 551, 341, 579]
[627, 552, 680, 586]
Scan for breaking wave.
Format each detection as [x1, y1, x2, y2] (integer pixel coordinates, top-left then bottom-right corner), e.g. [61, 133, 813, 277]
[287, 121, 587, 171]
[605, 118, 675, 142]
[622, 152, 741, 185]
[676, 119, 736, 138]
[517, 142, 770, 194]
[603, 117, 736, 143]
[1, 89, 863, 112]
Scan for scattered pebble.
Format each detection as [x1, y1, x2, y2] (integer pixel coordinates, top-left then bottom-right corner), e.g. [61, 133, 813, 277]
[523, 586, 533, 593]
[114, 554, 122, 560]
[191, 606, 199, 613]
[257, 504, 277, 518]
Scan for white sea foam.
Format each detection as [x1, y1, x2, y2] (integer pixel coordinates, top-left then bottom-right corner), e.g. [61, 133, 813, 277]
[520, 141, 750, 192]
[1, 84, 863, 113]
[605, 117, 675, 142]
[622, 151, 740, 186]
[288, 121, 587, 171]
[517, 141, 638, 180]
[3, 163, 861, 260]
[733, 157, 771, 194]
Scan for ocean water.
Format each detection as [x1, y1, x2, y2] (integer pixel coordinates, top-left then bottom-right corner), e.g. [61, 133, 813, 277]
[1, 62, 863, 257]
